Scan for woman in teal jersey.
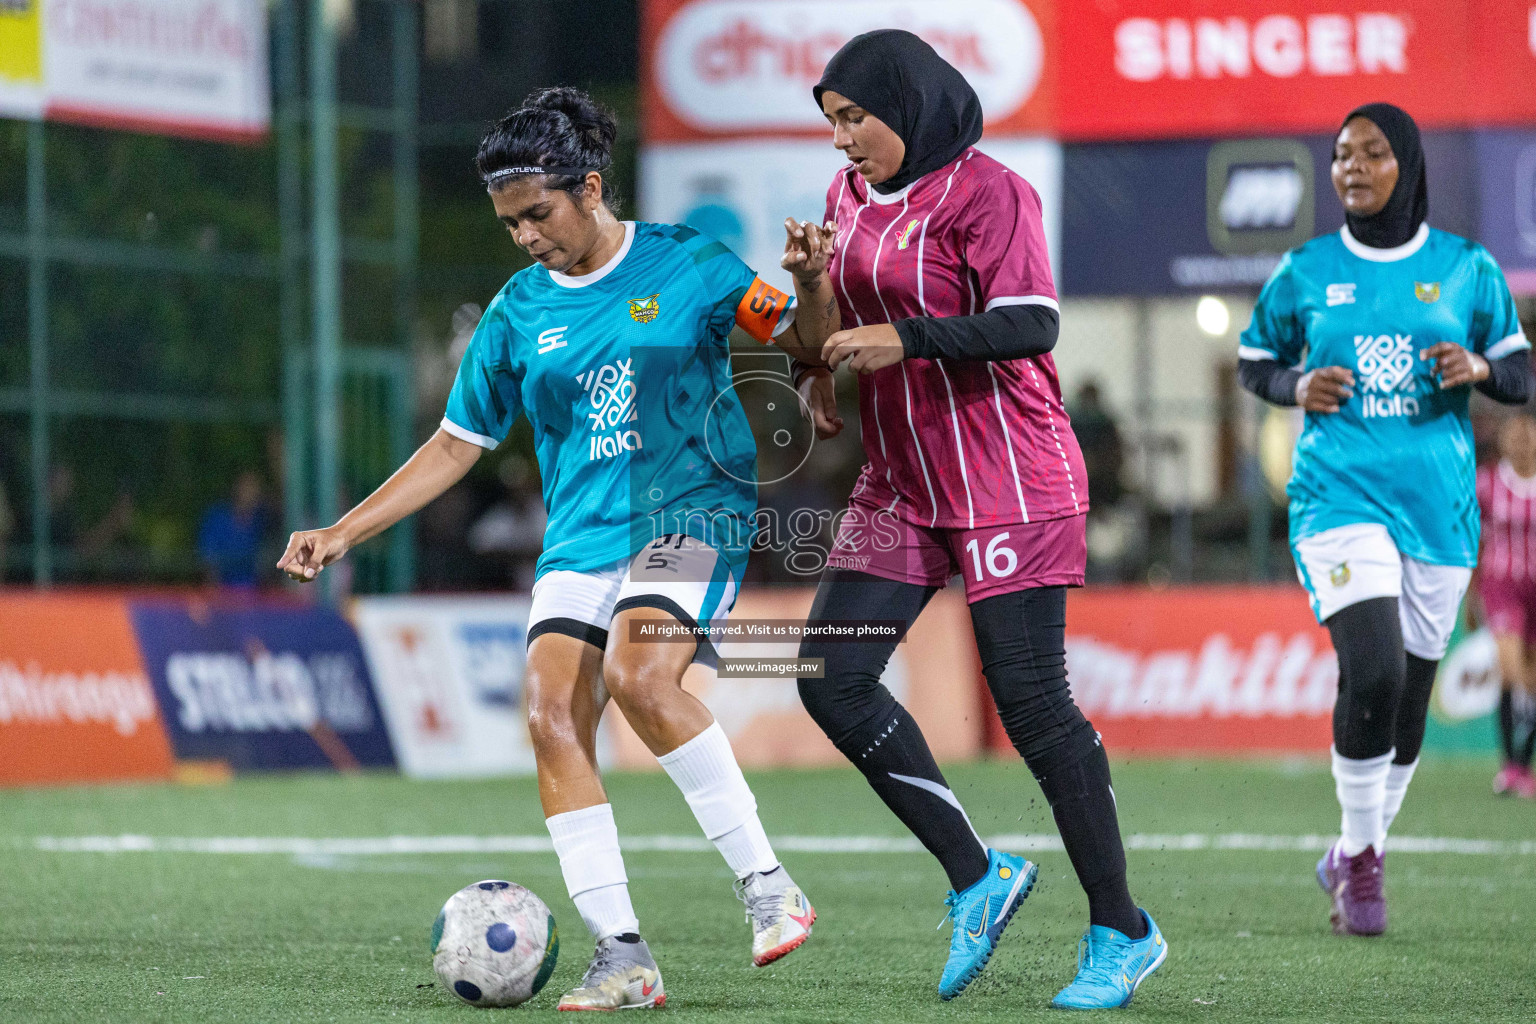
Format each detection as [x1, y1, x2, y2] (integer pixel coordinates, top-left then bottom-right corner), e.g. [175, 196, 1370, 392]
[1239, 103, 1530, 938]
[277, 88, 832, 1009]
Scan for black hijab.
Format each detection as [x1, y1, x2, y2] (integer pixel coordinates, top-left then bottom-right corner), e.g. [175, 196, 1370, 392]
[1339, 102, 1427, 249]
[813, 30, 983, 195]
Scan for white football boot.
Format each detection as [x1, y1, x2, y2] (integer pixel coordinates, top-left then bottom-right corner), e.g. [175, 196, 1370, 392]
[736, 866, 816, 966]
[556, 935, 665, 1011]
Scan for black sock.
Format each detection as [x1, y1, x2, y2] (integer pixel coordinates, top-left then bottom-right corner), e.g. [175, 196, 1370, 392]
[1035, 740, 1145, 939]
[798, 571, 989, 893]
[851, 705, 990, 891]
[969, 588, 1144, 939]
[1518, 693, 1536, 767]
[1499, 689, 1518, 763]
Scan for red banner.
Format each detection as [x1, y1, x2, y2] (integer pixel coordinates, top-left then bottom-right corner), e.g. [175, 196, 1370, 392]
[643, 1, 1536, 144]
[641, 0, 1056, 143]
[982, 586, 1337, 755]
[1055, 0, 1536, 140]
[0, 592, 176, 786]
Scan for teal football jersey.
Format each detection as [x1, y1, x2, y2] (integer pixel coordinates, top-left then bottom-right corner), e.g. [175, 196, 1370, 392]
[442, 221, 795, 580]
[1240, 225, 1529, 567]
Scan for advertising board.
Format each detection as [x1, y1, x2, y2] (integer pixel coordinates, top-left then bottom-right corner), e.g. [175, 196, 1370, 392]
[0, 0, 269, 140]
[0, 592, 176, 786]
[129, 600, 396, 772]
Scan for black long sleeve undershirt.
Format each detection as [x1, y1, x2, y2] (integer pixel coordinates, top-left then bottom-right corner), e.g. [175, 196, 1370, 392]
[1476, 350, 1533, 404]
[1238, 351, 1532, 407]
[1237, 358, 1302, 406]
[894, 303, 1058, 362]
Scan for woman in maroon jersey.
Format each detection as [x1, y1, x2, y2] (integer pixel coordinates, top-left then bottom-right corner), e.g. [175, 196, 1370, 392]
[1477, 414, 1536, 798]
[780, 30, 1165, 1009]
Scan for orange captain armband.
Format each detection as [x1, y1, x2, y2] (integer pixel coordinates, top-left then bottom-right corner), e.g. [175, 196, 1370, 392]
[734, 277, 794, 343]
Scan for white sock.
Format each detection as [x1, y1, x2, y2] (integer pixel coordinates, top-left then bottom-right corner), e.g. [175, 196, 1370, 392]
[546, 804, 638, 940]
[657, 721, 780, 878]
[1332, 747, 1393, 856]
[1380, 758, 1419, 845]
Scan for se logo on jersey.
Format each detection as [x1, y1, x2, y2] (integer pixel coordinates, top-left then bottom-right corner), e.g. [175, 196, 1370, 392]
[628, 293, 660, 323]
[1326, 283, 1356, 306]
[538, 326, 568, 354]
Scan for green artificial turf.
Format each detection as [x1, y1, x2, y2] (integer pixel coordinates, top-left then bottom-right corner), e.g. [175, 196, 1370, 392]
[2, 758, 1533, 1023]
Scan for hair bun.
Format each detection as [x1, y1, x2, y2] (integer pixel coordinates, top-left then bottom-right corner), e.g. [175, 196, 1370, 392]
[524, 86, 616, 163]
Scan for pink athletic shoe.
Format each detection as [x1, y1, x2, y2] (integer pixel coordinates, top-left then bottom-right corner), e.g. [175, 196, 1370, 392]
[1514, 766, 1536, 800]
[1494, 763, 1524, 796]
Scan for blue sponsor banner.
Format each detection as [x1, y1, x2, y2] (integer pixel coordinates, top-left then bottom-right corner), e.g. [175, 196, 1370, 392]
[129, 600, 396, 771]
[1062, 132, 1476, 296]
[1472, 130, 1536, 295]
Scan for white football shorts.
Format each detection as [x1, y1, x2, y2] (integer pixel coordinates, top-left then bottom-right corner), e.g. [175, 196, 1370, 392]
[526, 534, 739, 666]
[1292, 521, 1471, 660]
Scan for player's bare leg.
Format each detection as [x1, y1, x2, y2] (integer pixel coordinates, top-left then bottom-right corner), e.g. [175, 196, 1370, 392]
[605, 607, 815, 966]
[526, 634, 663, 1011]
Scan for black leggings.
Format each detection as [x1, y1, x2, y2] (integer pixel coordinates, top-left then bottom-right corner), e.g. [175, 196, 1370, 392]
[1326, 596, 1437, 764]
[798, 570, 1141, 936]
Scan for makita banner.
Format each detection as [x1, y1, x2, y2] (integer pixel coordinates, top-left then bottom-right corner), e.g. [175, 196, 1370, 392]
[1055, 0, 1536, 141]
[1060, 131, 1476, 295]
[1040, 587, 1338, 754]
[129, 600, 396, 772]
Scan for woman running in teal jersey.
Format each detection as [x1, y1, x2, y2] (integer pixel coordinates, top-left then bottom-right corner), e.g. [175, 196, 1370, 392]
[1239, 102, 1529, 937]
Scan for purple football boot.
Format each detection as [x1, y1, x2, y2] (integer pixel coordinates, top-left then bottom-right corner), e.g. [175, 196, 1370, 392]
[1316, 841, 1386, 936]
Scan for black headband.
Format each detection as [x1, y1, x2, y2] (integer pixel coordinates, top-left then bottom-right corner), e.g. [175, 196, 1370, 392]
[484, 164, 598, 188]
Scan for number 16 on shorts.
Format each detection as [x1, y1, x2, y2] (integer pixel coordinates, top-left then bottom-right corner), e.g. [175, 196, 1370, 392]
[949, 517, 1088, 603]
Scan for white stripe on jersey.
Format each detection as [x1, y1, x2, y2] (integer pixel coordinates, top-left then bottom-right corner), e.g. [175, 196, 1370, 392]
[914, 157, 976, 527]
[988, 362, 1030, 522]
[867, 193, 907, 325]
[915, 157, 966, 318]
[936, 362, 975, 528]
[900, 362, 940, 527]
[1021, 362, 1081, 514]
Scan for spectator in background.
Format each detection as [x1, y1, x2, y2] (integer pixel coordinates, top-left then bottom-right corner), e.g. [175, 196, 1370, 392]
[467, 455, 547, 591]
[1069, 380, 1124, 511]
[198, 470, 269, 589]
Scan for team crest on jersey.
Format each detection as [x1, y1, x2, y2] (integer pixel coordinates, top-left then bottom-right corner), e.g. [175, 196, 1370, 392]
[895, 218, 920, 251]
[1329, 562, 1351, 587]
[1414, 281, 1440, 303]
[627, 293, 661, 323]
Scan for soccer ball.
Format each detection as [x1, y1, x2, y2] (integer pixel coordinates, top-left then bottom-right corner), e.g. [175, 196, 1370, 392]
[431, 880, 559, 1007]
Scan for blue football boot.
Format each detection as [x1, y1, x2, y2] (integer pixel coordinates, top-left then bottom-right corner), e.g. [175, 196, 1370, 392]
[1051, 908, 1167, 1010]
[938, 848, 1038, 1000]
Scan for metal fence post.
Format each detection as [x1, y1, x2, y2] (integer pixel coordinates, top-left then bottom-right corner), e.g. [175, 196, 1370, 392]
[390, 0, 419, 594]
[26, 120, 50, 586]
[310, 0, 342, 602]
[277, 0, 309, 542]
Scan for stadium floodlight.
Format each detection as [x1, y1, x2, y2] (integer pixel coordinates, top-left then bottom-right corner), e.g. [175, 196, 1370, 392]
[1196, 295, 1230, 336]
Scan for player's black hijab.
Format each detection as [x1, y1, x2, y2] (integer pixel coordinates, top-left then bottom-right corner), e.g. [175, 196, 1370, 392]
[1339, 102, 1427, 249]
[813, 30, 983, 195]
